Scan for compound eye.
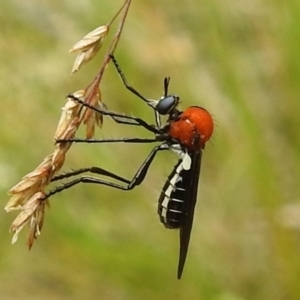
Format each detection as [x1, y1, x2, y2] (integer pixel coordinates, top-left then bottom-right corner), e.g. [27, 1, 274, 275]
[156, 95, 179, 115]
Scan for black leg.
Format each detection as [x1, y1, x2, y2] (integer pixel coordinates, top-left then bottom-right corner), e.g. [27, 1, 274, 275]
[43, 143, 170, 200]
[109, 115, 144, 127]
[109, 55, 164, 129]
[109, 54, 151, 104]
[56, 137, 159, 144]
[68, 94, 159, 134]
[51, 167, 131, 184]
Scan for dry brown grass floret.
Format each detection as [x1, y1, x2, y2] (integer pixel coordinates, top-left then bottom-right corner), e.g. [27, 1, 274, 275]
[5, 0, 132, 248]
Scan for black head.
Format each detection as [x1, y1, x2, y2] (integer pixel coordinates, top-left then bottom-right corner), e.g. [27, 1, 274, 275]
[155, 77, 180, 116]
[156, 95, 180, 115]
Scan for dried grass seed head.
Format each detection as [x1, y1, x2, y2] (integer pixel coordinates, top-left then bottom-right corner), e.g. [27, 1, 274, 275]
[9, 192, 49, 248]
[69, 25, 109, 73]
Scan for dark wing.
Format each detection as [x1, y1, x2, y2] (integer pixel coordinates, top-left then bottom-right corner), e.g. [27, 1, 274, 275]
[177, 150, 202, 279]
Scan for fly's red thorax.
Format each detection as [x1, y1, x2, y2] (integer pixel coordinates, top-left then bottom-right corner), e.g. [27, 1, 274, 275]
[168, 106, 214, 150]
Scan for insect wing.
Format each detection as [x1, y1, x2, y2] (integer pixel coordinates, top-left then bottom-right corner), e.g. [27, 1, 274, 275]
[177, 150, 202, 279]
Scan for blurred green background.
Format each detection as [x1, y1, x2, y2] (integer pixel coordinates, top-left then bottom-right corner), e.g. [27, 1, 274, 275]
[1, 0, 300, 299]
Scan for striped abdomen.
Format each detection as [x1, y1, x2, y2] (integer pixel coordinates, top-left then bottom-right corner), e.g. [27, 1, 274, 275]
[157, 153, 192, 229]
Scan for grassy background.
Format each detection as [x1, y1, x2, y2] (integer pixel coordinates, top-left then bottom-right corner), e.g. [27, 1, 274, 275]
[1, 0, 300, 299]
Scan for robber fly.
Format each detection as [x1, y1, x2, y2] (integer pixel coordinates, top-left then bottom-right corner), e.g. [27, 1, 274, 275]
[47, 55, 214, 279]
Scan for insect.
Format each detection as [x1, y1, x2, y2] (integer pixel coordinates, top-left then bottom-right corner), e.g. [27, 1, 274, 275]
[48, 55, 214, 279]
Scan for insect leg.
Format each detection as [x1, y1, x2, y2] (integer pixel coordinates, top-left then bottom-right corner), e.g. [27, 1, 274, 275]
[68, 94, 159, 134]
[56, 137, 159, 145]
[109, 55, 165, 128]
[109, 55, 151, 104]
[43, 143, 169, 200]
[51, 167, 130, 184]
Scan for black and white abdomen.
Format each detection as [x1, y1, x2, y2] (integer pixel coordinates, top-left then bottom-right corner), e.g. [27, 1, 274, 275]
[157, 152, 192, 229]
